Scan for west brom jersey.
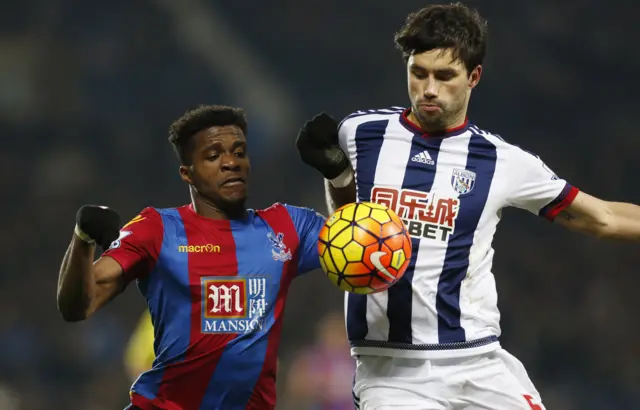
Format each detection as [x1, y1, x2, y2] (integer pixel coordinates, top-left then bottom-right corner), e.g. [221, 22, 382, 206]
[103, 203, 324, 410]
[339, 107, 579, 359]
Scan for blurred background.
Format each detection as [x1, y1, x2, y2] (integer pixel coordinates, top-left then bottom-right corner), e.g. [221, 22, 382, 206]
[1, 0, 639, 409]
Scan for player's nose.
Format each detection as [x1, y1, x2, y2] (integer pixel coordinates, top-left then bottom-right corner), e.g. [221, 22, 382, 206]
[220, 153, 241, 172]
[423, 77, 439, 98]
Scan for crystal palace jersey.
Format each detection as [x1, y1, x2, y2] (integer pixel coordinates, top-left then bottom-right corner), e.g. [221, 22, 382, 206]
[338, 107, 579, 359]
[103, 203, 324, 410]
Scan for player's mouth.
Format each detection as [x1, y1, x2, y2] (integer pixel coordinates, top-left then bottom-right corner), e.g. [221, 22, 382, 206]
[220, 176, 245, 187]
[419, 104, 442, 113]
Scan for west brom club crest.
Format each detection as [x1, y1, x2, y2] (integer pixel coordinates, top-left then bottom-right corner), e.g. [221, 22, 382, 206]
[451, 168, 476, 195]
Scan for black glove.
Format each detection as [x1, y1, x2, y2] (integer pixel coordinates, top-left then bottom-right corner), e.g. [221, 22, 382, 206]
[296, 112, 350, 180]
[75, 205, 121, 250]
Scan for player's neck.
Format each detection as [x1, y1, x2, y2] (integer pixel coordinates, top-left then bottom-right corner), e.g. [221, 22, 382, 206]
[191, 195, 247, 221]
[407, 111, 467, 134]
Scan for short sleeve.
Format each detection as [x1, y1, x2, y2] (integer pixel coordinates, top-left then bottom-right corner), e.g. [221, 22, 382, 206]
[102, 207, 163, 281]
[283, 204, 326, 274]
[507, 149, 579, 220]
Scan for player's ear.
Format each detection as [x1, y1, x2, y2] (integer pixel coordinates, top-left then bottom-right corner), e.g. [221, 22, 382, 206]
[179, 165, 194, 185]
[468, 65, 482, 89]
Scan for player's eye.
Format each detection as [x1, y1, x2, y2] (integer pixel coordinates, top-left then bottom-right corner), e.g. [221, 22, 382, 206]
[435, 71, 456, 81]
[206, 153, 220, 161]
[234, 150, 246, 158]
[411, 70, 427, 80]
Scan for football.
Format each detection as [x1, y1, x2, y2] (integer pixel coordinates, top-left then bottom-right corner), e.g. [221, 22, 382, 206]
[317, 202, 412, 294]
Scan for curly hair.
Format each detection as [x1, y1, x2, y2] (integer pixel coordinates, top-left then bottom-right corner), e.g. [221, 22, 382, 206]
[168, 105, 248, 165]
[394, 3, 488, 74]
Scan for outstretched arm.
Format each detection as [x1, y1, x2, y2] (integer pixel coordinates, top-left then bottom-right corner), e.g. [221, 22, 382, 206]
[555, 191, 640, 240]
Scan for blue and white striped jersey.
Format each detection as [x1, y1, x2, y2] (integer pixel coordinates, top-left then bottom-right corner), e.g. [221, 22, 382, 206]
[339, 107, 579, 359]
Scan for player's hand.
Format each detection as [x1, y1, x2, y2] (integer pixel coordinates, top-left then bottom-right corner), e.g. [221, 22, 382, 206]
[75, 205, 121, 250]
[296, 112, 350, 180]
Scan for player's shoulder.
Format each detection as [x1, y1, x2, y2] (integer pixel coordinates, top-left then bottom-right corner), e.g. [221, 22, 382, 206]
[120, 206, 162, 229]
[468, 123, 539, 161]
[107, 207, 164, 251]
[130, 205, 197, 230]
[468, 123, 506, 145]
[256, 204, 325, 231]
[339, 106, 406, 130]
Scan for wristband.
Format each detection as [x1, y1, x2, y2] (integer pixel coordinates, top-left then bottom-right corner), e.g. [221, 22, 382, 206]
[328, 167, 354, 188]
[74, 224, 96, 244]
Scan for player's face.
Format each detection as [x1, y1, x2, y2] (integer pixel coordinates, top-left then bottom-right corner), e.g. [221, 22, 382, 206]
[180, 125, 250, 210]
[407, 48, 482, 132]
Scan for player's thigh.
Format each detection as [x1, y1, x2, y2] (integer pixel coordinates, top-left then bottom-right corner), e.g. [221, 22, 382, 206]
[353, 355, 449, 410]
[357, 385, 447, 410]
[455, 349, 545, 410]
[495, 349, 544, 404]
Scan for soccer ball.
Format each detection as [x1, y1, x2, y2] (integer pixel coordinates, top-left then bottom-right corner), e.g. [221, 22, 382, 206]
[318, 202, 412, 294]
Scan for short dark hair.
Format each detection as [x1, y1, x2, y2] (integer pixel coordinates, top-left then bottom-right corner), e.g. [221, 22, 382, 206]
[394, 3, 487, 74]
[168, 105, 248, 165]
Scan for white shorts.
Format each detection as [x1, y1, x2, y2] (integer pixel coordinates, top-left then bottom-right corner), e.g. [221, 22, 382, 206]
[353, 348, 544, 410]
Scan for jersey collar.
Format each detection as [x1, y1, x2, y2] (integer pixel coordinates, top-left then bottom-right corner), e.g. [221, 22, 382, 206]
[400, 108, 470, 138]
[185, 204, 252, 229]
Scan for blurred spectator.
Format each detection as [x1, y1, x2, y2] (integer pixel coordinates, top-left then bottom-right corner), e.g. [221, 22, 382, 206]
[123, 310, 155, 383]
[283, 311, 355, 410]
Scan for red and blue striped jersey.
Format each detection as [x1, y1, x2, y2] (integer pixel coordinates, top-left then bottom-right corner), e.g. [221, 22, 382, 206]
[103, 203, 325, 410]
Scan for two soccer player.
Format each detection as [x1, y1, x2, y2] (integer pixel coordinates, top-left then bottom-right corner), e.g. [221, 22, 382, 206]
[57, 105, 329, 409]
[297, 3, 640, 410]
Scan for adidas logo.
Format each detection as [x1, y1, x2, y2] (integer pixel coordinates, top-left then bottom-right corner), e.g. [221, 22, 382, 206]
[411, 150, 434, 165]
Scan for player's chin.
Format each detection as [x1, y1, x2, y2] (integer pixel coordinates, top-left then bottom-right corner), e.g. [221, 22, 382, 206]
[417, 109, 443, 120]
[418, 112, 445, 127]
[219, 188, 247, 206]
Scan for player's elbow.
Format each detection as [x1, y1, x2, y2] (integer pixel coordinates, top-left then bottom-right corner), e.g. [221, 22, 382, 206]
[58, 306, 88, 322]
[590, 205, 615, 239]
[56, 298, 90, 322]
[58, 309, 87, 322]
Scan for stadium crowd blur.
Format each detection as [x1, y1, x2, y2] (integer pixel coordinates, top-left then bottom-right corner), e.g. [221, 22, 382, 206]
[1, 1, 639, 409]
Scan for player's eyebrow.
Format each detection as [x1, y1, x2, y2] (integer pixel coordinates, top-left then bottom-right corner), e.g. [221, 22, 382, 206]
[203, 139, 246, 151]
[410, 63, 459, 75]
[203, 140, 224, 150]
[435, 67, 459, 75]
[231, 140, 246, 150]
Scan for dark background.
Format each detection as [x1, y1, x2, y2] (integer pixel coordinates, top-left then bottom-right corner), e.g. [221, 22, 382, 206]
[1, 1, 638, 408]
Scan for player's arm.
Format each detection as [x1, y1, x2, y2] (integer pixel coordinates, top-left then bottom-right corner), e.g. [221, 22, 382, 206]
[57, 207, 162, 321]
[296, 112, 355, 214]
[57, 206, 123, 322]
[506, 148, 640, 240]
[324, 177, 356, 214]
[58, 242, 126, 322]
[555, 191, 640, 240]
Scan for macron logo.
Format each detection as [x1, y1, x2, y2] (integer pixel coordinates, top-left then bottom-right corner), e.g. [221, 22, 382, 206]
[411, 150, 434, 165]
[178, 244, 221, 253]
